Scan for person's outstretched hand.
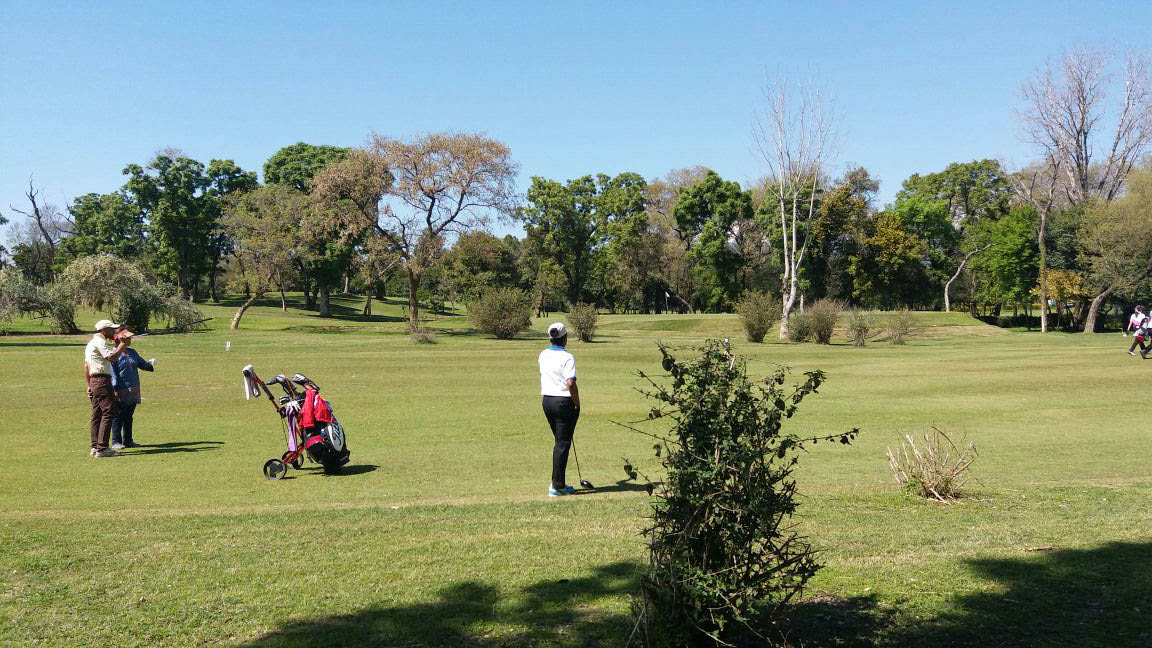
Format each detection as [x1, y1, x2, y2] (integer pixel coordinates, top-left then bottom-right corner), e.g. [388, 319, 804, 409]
[149, 358, 157, 365]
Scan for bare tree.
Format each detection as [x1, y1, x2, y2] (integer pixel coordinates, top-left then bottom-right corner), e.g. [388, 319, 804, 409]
[9, 179, 73, 281]
[1018, 49, 1152, 331]
[220, 185, 307, 329]
[314, 133, 518, 329]
[1020, 49, 1152, 205]
[753, 78, 836, 338]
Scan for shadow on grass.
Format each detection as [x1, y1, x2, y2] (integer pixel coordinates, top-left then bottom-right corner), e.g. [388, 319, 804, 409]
[783, 541, 1152, 648]
[329, 464, 378, 476]
[573, 479, 653, 495]
[235, 561, 640, 648]
[126, 441, 224, 455]
[0, 339, 86, 347]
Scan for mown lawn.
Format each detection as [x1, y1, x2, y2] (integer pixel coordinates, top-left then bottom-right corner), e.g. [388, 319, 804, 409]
[1, 297, 1149, 647]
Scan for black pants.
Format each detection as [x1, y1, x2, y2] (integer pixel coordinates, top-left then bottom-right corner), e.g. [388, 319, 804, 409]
[542, 396, 579, 490]
[1129, 336, 1148, 354]
[111, 401, 137, 445]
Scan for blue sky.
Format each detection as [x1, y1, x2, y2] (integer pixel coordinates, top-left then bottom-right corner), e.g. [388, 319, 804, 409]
[3, 1, 1150, 239]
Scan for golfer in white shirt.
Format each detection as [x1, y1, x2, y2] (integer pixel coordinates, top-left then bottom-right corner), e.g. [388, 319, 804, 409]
[539, 323, 581, 496]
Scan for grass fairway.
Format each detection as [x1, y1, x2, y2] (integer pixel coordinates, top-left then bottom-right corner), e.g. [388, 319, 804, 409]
[2, 297, 1149, 647]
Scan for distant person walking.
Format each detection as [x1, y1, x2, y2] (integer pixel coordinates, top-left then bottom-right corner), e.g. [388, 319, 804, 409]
[84, 319, 129, 457]
[539, 322, 580, 497]
[109, 328, 156, 449]
[1127, 306, 1149, 357]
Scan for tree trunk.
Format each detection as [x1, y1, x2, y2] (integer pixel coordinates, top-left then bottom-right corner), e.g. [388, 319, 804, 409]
[406, 266, 421, 329]
[1082, 288, 1114, 333]
[343, 273, 351, 294]
[278, 285, 287, 312]
[1038, 212, 1049, 333]
[363, 295, 372, 317]
[302, 278, 314, 309]
[318, 284, 331, 317]
[230, 289, 265, 330]
[779, 282, 798, 339]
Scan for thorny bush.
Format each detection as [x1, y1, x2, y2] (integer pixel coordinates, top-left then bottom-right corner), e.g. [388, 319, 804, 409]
[620, 340, 859, 646]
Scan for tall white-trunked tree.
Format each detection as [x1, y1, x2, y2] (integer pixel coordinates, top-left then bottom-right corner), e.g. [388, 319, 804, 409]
[754, 78, 836, 339]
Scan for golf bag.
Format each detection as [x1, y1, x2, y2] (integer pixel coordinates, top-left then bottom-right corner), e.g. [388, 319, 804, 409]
[242, 365, 351, 479]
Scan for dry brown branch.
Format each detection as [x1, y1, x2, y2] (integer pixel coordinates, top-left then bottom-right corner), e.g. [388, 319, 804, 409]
[886, 427, 978, 502]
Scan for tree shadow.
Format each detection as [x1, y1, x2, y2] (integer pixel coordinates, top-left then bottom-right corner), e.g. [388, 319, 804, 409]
[783, 541, 1152, 647]
[0, 340, 86, 347]
[235, 561, 641, 647]
[124, 441, 224, 455]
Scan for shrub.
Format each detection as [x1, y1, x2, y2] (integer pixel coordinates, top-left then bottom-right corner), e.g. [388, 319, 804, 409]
[0, 269, 44, 333]
[55, 254, 204, 332]
[787, 310, 812, 342]
[409, 325, 438, 344]
[467, 288, 533, 339]
[567, 302, 599, 342]
[847, 309, 872, 347]
[624, 340, 859, 644]
[886, 427, 977, 502]
[887, 308, 916, 345]
[806, 298, 842, 344]
[734, 291, 780, 343]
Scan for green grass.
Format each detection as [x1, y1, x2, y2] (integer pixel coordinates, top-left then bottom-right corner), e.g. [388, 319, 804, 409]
[1, 298, 1149, 647]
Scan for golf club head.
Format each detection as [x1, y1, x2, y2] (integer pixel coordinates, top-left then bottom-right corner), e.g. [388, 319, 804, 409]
[579, 479, 594, 489]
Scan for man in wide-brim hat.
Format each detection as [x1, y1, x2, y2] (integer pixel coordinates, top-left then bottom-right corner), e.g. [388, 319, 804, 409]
[83, 319, 130, 457]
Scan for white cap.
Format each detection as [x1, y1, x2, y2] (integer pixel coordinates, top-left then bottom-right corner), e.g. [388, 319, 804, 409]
[94, 319, 120, 330]
[548, 322, 567, 339]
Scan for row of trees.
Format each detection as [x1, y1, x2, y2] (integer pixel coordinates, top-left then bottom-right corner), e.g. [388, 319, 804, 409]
[5, 48, 1152, 335]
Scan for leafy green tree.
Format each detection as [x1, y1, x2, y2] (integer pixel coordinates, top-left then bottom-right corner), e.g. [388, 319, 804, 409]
[520, 172, 646, 305]
[263, 143, 355, 313]
[58, 192, 145, 263]
[804, 169, 877, 303]
[890, 160, 1012, 311]
[1078, 168, 1152, 330]
[440, 230, 519, 302]
[968, 206, 1039, 313]
[123, 153, 256, 300]
[850, 212, 929, 308]
[672, 171, 752, 311]
[263, 142, 350, 192]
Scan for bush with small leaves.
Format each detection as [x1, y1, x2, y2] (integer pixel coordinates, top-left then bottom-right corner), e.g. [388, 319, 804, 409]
[805, 298, 842, 344]
[734, 291, 781, 343]
[847, 309, 872, 347]
[567, 303, 599, 342]
[787, 310, 812, 342]
[887, 427, 977, 501]
[55, 254, 205, 333]
[887, 308, 916, 345]
[622, 340, 859, 645]
[467, 287, 533, 339]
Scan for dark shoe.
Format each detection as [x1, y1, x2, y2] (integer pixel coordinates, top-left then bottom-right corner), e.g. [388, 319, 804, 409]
[124, 442, 143, 448]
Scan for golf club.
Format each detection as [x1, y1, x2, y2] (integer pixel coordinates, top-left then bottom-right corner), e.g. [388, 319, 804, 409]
[571, 439, 594, 489]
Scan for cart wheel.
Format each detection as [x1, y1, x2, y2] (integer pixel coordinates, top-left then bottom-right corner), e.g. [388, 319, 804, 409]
[263, 459, 287, 480]
[281, 452, 302, 470]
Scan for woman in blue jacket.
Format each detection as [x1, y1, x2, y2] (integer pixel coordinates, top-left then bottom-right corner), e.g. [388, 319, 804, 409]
[109, 331, 156, 449]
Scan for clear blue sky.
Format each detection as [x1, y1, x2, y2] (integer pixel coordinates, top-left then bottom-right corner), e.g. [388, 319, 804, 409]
[3, 1, 1150, 239]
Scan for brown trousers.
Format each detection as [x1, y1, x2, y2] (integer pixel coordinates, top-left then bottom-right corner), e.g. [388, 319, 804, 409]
[89, 375, 119, 450]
